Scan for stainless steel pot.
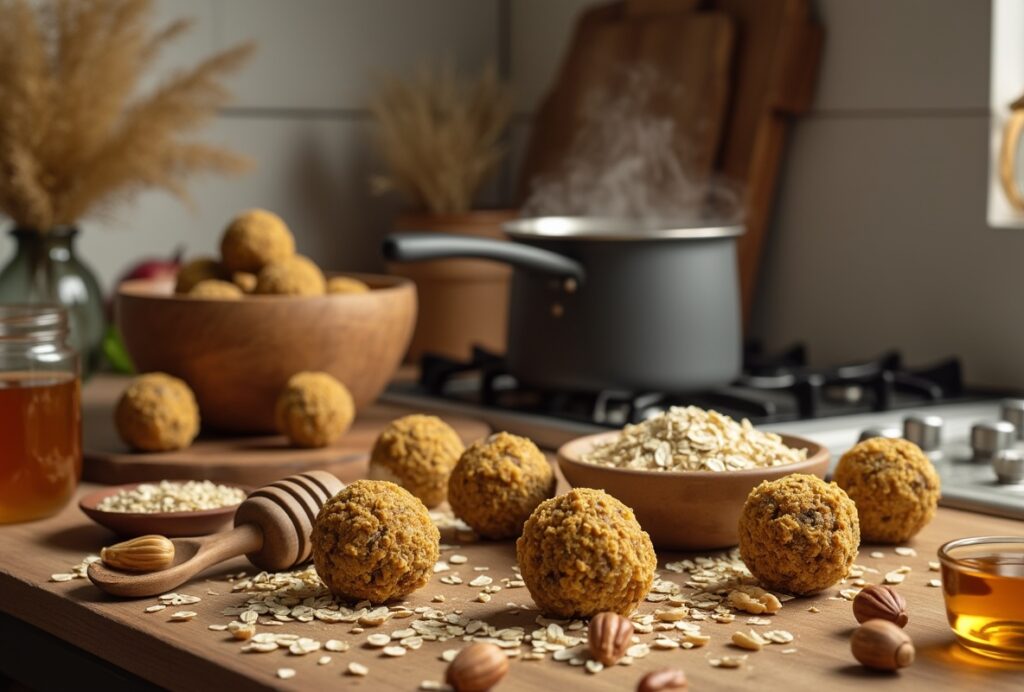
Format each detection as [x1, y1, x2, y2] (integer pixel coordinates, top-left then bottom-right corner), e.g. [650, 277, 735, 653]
[383, 216, 744, 392]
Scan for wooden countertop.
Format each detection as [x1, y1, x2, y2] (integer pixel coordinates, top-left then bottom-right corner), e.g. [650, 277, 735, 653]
[2, 378, 1024, 690]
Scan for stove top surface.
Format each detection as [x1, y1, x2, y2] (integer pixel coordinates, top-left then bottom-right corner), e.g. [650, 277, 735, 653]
[382, 345, 1024, 521]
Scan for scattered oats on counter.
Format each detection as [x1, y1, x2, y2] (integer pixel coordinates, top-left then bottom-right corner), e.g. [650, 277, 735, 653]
[49, 554, 100, 582]
[96, 480, 246, 513]
[582, 406, 806, 471]
[928, 579, 942, 587]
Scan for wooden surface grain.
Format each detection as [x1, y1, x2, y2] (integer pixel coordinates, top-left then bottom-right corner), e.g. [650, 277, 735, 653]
[83, 375, 490, 486]
[2, 381, 1024, 690]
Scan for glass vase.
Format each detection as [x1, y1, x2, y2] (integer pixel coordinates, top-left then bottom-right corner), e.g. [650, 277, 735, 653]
[0, 227, 105, 376]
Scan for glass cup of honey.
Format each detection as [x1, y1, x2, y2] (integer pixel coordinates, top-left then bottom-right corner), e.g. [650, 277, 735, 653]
[938, 536, 1024, 661]
[0, 305, 81, 523]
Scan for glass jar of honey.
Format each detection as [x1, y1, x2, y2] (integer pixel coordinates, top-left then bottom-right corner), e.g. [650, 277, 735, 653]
[0, 305, 81, 523]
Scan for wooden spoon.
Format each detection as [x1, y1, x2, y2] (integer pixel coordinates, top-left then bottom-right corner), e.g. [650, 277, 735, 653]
[87, 470, 344, 598]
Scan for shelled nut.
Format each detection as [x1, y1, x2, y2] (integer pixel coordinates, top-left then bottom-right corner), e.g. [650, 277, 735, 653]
[445, 642, 509, 692]
[852, 585, 909, 627]
[637, 668, 688, 692]
[100, 535, 175, 572]
[850, 619, 915, 671]
[589, 612, 635, 666]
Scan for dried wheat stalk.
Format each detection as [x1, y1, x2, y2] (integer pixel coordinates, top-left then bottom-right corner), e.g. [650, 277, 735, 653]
[370, 61, 511, 214]
[0, 0, 254, 231]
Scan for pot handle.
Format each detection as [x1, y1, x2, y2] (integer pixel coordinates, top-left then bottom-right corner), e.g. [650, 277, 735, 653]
[383, 233, 585, 284]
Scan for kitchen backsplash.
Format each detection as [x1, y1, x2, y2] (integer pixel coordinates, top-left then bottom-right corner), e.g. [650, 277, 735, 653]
[1, 0, 1013, 388]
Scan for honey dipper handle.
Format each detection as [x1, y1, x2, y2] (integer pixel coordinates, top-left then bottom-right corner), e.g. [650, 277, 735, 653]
[87, 523, 264, 598]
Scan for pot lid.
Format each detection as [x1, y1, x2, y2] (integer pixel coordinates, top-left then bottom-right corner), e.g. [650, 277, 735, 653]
[503, 216, 744, 241]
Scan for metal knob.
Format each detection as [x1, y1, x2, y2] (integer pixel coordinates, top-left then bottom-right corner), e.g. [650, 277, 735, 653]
[1001, 399, 1024, 440]
[970, 420, 1017, 461]
[859, 426, 902, 443]
[903, 414, 943, 452]
[993, 449, 1024, 484]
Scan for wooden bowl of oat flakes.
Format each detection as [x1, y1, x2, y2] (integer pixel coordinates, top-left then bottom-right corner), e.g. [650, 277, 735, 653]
[557, 406, 829, 550]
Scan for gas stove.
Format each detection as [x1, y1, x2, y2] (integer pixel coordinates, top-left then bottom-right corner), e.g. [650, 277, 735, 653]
[382, 345, 1024, 520]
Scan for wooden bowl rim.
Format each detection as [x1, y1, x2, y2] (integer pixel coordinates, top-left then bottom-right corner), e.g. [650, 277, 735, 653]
[557, 431, 829, 480]
[117, 271, 413, 304]
[79, 481, 250, 522]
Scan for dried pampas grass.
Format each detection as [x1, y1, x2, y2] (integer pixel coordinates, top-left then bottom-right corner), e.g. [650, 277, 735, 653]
[370, 61, 511, 214]
[0, 0, 255, 231]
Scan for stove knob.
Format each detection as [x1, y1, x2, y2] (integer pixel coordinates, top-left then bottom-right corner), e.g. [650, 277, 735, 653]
[1001, 399, 1024, 440]
[858, 426, 902, 443]
[903, 415, 943, 452]
[993, 449, 1024, 484]
[970, 421, 1017, 462]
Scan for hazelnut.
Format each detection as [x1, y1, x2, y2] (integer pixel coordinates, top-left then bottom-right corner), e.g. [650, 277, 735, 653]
[445, 642, 509, 692]
[853, 585, 909, 627]
[850, 619, 915, 671]
[588, 611, 634, 666]
[637, 668, 688, 692]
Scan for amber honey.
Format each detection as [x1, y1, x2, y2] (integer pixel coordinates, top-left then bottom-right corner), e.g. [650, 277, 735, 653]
[940, 537, 1024, 661]
[0, 372, 81, 523]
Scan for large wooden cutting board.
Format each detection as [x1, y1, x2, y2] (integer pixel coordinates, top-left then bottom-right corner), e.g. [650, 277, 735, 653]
[82, 376, 490, 486]
[520, 4, 735, 203]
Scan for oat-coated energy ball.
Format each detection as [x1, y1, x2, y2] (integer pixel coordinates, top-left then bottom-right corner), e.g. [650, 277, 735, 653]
[220, 208, 295, 273]
[448, 432, 556, 539]
[174, 257, 226, 293]
[516, 488, 656, 618]
[834, 437, 940, 544]
[738, 474, 860, 595]
[255, 255, 326, 296]
[115, 373, 200, 452]
[187, 279, 243, 299]
[312, 480, 439, 603]
[369, 414, 465, 508]
[275, 372, 355, 448]
[327, 276, 370, 294]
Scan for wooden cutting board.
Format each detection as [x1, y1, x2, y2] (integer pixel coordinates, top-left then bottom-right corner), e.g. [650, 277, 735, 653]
[519, 4, 735, 204]
[82, 376, 490, 486]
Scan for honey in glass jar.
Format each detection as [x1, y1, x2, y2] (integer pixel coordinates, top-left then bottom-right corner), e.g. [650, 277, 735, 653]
[0, 306, 81, 523]
[939, 536, 1024, 661]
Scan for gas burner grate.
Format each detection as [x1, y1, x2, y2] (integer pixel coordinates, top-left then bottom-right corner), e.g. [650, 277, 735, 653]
[415, 344, 973, 427]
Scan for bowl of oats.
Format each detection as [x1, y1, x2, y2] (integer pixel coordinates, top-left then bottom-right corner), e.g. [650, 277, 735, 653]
[557, 406, 829, 550]
[80, 479, 250, 537]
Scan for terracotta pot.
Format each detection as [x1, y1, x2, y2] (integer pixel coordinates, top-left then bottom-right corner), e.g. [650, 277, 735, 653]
[387, 210, 515, 362]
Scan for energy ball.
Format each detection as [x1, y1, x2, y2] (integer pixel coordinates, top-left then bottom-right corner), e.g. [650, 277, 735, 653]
[187, 279, 243, 299]
[327, 276, 370, 294]
[448, 432, 556, 539]
[369, 414, 464, 508]
[115, 373, 200, 452]
[220, 208, 295, 273]
[834, 438, 941, 544]
[738, 474, 860, 595]
[312, 480, 439, 603]
[255, 255, 326, 296]
[232, 271, 257, 293]
[516, 488, 656, 618]
[275, 372, 355, 448]
[174, 257, 226, 293]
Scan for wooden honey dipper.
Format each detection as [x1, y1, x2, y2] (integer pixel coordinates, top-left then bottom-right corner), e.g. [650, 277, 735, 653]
[88, 471, 345, 598]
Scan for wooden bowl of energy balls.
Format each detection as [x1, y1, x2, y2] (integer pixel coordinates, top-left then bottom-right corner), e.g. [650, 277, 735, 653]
[116, 208, 416, 433]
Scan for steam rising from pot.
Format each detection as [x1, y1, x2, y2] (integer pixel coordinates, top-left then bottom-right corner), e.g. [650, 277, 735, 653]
[523, 67, 743, 224]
